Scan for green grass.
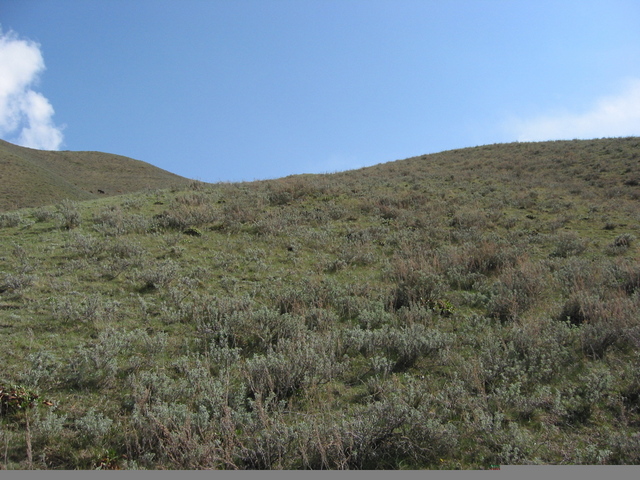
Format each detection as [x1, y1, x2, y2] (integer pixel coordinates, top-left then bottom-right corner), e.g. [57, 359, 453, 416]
[1, 137, 640, 469]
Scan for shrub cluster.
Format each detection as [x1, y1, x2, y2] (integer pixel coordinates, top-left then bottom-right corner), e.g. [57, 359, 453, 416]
[2, 138, 640, 468]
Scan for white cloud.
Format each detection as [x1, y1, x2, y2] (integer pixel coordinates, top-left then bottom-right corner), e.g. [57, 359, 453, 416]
[0, 28, 64, 150]
[509, 79, 640, 142]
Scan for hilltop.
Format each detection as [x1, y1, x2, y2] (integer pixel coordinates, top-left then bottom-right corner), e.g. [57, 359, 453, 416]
[1, 137, 639, 469]
[0, 139, 193, 211]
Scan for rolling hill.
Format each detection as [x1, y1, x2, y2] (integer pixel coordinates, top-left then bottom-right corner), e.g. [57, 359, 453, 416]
[0, 139, 194, 211]
[1, 137, 640, 469]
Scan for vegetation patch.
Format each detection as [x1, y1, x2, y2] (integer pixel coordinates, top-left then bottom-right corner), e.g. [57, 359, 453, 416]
[1, 137, 640, 469]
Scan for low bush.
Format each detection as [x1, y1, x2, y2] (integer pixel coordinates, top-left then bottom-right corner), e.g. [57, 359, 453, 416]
[550, 231, 587, 258]
[0, 272, 35, 293]
[2, 137, 640, 468]
[134, 260, 179, 291]
[0, 212, 22, 228]
[56, 199, 81, 230]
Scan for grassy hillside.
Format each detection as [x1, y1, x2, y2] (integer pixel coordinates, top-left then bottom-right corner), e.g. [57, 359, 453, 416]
[1, 137, 639, 469]
[0, 140, 193, 211]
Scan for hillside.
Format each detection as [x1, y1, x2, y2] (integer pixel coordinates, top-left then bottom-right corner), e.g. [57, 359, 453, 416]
[0, 140, 193, 211]
[1, 137, 640, 469]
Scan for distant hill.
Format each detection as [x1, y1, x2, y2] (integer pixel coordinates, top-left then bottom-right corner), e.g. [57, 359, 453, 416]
[0, 140, 194, 211]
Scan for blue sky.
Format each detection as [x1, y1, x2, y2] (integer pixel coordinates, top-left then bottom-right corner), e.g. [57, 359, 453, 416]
[1, 0, 640, 182]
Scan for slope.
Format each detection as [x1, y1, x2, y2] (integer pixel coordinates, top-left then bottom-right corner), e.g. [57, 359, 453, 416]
[1, 137, 640, 469]
[0, 139, 194, 211]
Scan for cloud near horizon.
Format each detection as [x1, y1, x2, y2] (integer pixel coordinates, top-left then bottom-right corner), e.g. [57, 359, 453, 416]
[0, 28, 64, 150]
[509, 78, 640, 142]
